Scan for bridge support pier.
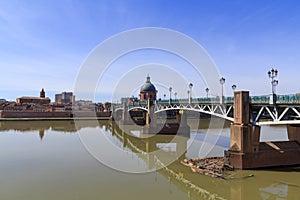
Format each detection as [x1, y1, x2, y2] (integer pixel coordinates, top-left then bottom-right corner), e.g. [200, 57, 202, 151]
[143, 98, 159, 134]
[143, 109, 190, 135]
[287, 124, 300, 144]
[175, 110, 190, 134]
[120, 99, 135, 125]
[176, 110, 187, 127]
[229, 91, 300, 169]
[145, 98, 156, 127]
[120, 100, 129, 124]
[230, 124, 260, 153]
[229, 91, 261, 169]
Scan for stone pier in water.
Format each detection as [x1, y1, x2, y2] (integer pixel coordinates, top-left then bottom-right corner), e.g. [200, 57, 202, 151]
[228, 91, 300, 169]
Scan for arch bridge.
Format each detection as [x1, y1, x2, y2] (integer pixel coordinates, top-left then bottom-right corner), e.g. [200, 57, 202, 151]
[112, 91, 300, 169]
[114, 93, 300, 125]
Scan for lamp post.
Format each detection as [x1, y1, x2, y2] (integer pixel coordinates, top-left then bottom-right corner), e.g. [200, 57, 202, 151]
[174, 92, 177, 100]
[169, 87, 172, 104]
[219, 77, 225, 104]
[189, 83, 193, 104]
[232, 84, 237, 93]
[268, 68, 278, 105]
[164, 94, 166, 100]
[205, 88, 209, 98]
[272, 80, 279, 93]
[187, 90, 190, 103]
[268, 68, 278, 94]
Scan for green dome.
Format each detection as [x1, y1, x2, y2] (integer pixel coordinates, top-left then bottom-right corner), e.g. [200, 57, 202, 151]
[140, 75, 156, 92]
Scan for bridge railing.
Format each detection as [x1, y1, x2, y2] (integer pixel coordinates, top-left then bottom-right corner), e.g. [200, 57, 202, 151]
[276, 94, 300, 104]
[156, 97, 223, 104]
[154, 94, 300, 105]
[250, 95, 269, 104]
[250, 94, 300, 104]
[117, 94, 300, 110]
[156, 97, 235, 104]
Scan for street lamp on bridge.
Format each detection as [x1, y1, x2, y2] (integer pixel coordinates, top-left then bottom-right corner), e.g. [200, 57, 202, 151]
[174, 92, 177, 100]
[169, 87, 172, 104]
[219, 77, 225, 104]
[268, 68, 279, 105]
[232, 84, 237, 93]
[268, 68, 278, 94]
[272, 80, 279, 93]
[189, 83, 193, 104]
[205, 88, 209, 98]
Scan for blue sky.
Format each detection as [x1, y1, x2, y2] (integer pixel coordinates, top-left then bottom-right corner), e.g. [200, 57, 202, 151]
[0, 0, 300, 102]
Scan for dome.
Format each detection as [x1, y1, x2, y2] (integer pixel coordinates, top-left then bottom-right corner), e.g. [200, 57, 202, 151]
[140, 75, 156, 92]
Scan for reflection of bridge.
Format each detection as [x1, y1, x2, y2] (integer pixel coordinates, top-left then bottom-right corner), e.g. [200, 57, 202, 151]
[1, 120, 298, 199]
[107, 121, 299, 200]
[108, 122, 229, 200]
[115, 94, 300, 125]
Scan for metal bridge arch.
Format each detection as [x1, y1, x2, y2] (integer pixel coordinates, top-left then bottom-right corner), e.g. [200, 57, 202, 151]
[154, 104, 234, 122]
[114, 108, 124, 113]
[128, 107, 149, 112]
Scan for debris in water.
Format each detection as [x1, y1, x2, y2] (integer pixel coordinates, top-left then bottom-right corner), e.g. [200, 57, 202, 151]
[181, 157, 234, 178]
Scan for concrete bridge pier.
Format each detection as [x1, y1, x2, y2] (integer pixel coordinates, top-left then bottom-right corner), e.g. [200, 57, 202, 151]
[287, 124, 300, 144]
[229, 91, 261, 169]
[145, 98, 157, 127]
[121, 100, 128, 122]
[143, 103, 190, 135]
[120, 100, 133, 125]
[142, 99, 159, 134]
[176, 110, 187, 127]
[175, 110, 190, 134]
[229, 91, 300, 169]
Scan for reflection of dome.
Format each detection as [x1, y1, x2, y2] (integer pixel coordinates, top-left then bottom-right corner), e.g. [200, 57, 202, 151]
[140, 75, 156, 92]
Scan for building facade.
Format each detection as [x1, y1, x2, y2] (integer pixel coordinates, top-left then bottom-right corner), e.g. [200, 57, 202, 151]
[16, 89, 51, 105]
[55, 92, 75, 104]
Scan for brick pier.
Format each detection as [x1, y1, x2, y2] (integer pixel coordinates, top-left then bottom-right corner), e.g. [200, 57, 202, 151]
[228, 91, 300, 169]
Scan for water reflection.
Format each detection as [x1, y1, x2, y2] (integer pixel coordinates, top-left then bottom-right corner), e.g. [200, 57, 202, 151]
[0, 120, 299, 200]
[0, 120, 101, 133]
[106, 122, 230, 199]
[260, 183, 288, 199]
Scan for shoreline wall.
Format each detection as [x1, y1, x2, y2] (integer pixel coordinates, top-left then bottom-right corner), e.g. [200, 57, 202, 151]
[0, 110, 111, 118]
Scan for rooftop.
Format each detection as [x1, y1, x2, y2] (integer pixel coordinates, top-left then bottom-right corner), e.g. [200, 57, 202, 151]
[140, 75, 156, 92]
[18, 96, 50, 100]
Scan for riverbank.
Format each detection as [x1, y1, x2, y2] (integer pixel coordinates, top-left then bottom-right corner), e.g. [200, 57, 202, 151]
[0, 117, 111, 121]
[0, 110, 111, 120]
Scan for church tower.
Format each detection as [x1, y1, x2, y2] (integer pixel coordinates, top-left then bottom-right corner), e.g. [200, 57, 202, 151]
[40, 88, 45, 98]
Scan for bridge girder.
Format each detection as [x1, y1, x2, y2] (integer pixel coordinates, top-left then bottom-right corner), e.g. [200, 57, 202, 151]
[115, 101, 300, 126]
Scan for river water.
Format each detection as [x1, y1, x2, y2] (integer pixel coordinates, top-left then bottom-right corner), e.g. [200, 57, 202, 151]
[0, 120, 299, 200]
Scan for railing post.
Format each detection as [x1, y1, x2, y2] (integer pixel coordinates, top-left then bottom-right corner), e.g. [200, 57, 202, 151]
[269, 93, 277, 105]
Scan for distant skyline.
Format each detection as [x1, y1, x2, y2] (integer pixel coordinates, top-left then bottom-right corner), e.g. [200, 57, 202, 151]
[1, 0, 300, 102]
